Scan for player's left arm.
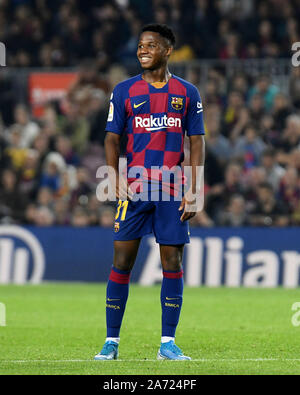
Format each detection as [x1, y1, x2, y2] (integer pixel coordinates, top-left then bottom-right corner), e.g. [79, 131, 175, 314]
[179, 85, 205, 222]
[179, 135, 205, 221]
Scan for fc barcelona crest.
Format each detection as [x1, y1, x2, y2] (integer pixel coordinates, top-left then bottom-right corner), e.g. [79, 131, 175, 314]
[114, 222, 120, 233]
[171, 97, 183, 110]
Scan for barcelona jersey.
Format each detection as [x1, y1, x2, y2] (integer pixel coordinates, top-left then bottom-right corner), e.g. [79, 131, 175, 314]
[106, 74, 205, 179]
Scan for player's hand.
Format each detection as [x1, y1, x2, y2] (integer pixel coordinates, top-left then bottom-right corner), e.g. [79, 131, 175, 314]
[178, 197, 197, 222]
[116, 174, 134, 201]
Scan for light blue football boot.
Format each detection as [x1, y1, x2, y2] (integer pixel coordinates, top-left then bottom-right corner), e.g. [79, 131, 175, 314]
[94, 341, 119, 361]
[157, 340, 191, 360]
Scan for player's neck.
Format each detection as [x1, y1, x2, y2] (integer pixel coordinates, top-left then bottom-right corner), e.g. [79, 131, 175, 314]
[142, 67, 172, 84]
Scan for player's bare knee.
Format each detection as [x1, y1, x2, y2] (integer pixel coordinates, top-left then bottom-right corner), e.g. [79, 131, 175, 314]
[113, 252, 134, 271]
[113, 259, 132, 272]
[161, 256, 182, 272]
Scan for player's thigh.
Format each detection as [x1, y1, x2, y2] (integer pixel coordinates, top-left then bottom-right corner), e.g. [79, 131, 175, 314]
[153, 199, 189, 245]
[159, 244, 184, 272]
[113, 239, 141, 271]
[114, 199, 153, 241]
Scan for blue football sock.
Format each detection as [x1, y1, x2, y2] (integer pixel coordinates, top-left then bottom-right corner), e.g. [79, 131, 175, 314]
[161, 269, 184, 338]
[106, 266, 130, 338]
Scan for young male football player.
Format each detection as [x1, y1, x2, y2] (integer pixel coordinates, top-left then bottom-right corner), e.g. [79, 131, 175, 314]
[95, 24, 205, 361]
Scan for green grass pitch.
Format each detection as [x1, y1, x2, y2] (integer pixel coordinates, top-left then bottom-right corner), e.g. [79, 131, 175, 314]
[1, 283, 300, 375]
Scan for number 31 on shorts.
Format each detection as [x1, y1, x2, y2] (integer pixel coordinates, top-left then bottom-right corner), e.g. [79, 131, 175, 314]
[115, 200, 129, 221]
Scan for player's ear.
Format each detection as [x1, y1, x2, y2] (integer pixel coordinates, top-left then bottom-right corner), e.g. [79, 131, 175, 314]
[166, 46, 173, 57]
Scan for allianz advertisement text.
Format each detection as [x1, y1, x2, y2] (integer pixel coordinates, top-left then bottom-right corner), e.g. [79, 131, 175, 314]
[0, 226, 299, 287]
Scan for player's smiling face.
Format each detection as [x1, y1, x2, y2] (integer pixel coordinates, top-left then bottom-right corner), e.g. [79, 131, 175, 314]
[137, 31, 172, 70]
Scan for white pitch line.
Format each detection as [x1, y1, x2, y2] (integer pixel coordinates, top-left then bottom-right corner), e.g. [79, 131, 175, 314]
[1, 358, 300, 363]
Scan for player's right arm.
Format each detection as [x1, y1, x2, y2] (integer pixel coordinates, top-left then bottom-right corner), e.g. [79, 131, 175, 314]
[104, 86, 132, 201]
[105, 132, 131, 200]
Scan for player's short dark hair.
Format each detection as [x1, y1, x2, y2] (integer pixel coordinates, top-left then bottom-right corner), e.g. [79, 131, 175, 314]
[141, 24, 176, 47]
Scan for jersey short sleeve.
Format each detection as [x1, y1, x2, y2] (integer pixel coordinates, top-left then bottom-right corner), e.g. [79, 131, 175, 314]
[105, 84, 126, 135]
[185, 85, 205, 136]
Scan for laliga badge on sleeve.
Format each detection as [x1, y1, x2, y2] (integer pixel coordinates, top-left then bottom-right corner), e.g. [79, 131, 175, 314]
[108, 102, 114, 122]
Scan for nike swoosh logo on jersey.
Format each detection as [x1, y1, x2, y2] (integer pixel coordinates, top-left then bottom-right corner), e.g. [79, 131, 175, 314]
[133, 100, 147, 108]
[107, 298, 120, 302]
[166, 297, 180, 301]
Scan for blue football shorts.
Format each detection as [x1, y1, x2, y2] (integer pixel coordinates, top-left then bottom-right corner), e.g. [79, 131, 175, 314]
[113, 190, 190, 245]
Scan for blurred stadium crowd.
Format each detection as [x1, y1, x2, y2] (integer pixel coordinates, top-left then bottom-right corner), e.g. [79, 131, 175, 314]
[1, 0, 300, 66]
[0, 0, 300, 228]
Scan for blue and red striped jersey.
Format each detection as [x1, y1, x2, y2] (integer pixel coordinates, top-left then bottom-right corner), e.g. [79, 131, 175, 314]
[105, 74, 205, 186]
